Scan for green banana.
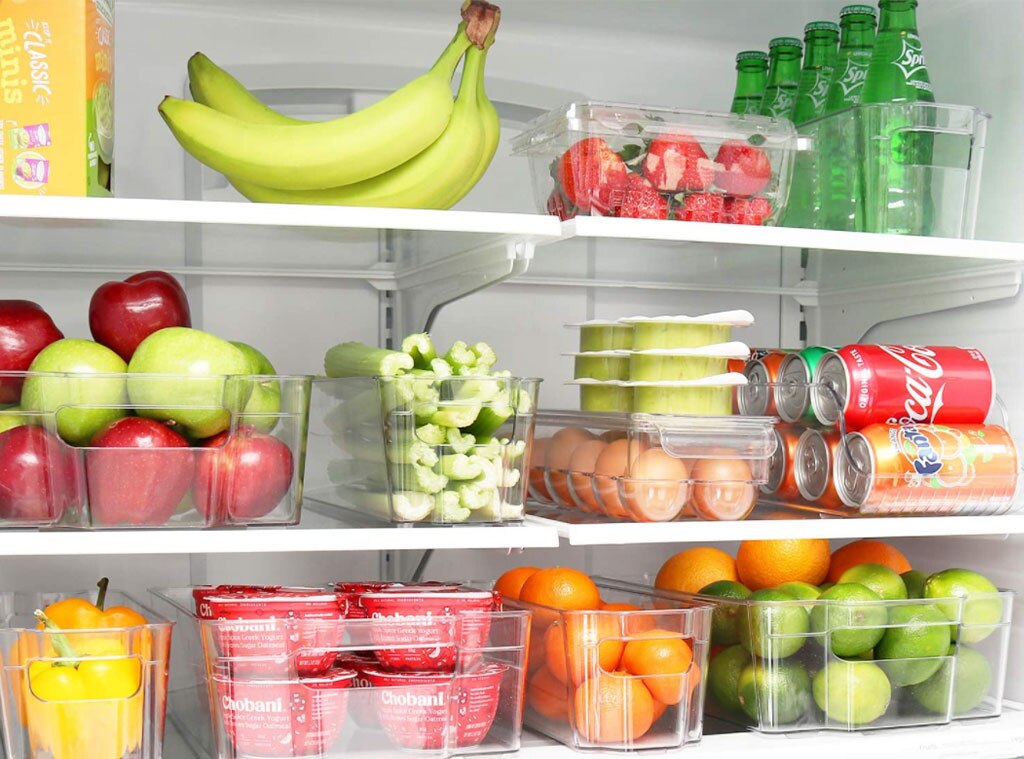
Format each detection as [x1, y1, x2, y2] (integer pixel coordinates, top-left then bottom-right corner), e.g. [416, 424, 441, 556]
[229, 44, 488, 210]
[443, 44, 500, 207]
[188, 52, 306, 126]
[159, 25, 472, 191]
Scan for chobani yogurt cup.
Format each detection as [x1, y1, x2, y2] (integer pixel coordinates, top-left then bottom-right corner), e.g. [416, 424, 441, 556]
[365, 663, 507, 750]
[336, 654, 381, 728]
[332, 581, 465, 619]
[359, 589, 498, 672]
[213, 667, 356, 758]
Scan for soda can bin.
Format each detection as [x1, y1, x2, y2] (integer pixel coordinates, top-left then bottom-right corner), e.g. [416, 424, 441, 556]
[615, 577, 1013, 734]
[504, 578, 712, 753]
[150, 587, 529, 758]
[0, 590, 174, 759]
[0, 371, 312, 529]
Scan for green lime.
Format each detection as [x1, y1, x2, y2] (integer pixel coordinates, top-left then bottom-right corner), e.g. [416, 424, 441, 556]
[876, 604, 951, 686]
[838, 563, 908, 601]
[707, 644, 751, 714]
[776, 581, 821, 603]
[923, 569, 1003, 643]
[810, 583, 887, 657]
[818, 582, 835, 593]
[813, 660, 892, 726]
[737, 660, 811, 726]
[700, 580, 752, 646]
[911, 645, 992, 715]
[901, 570, 927, 599]
[738, 589, 809, 659]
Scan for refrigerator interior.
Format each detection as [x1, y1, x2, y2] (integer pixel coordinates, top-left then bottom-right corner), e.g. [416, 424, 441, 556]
[0, 0, 1022, 752]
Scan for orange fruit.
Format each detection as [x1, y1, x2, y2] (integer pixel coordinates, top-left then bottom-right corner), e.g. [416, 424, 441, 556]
[600, 602, 640, 612]
[620, 629, 694, 705]
[520, 567, 602, 627]
[528, 667, 570, 721]
[827, 539, 912, 583]
[573, 671, 655, 744]
[736, 538, 830, 590]
[494, 566, 540, 601]
[656, 547, 738, 595]
[599, 602, 657, 634]
[545, 614, 625, 686]
[651, 698, 668, 723]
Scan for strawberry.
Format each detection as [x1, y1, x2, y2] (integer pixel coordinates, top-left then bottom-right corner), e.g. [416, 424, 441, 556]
[556, 137, 628, 215]
[677, 192, 725, 223]
[616, 174, 668, 220]
[642, 133, 715, 192]
[724, 196, 774, 225]
[546, 189, 576, 221]
[713, 140, 771, 197]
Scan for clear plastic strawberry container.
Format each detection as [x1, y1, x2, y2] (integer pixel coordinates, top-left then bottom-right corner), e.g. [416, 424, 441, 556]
[512, 101, 797, 225]
[529, 410, 776, 522]
[0, 371, 311, 529]
[503, 577, 712, 753]
[151, 586, 529, 758]
[305, 375, 539, 525]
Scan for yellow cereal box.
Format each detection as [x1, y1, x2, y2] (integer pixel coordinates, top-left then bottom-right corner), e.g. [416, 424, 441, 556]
[0, 0, 113, 196]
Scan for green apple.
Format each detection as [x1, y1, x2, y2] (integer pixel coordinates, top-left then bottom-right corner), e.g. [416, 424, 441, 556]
[0, 406, 30, 434]
[21, 339, 128, 445]
[231, 341, 281, 434]
[127, 327, 252, 439]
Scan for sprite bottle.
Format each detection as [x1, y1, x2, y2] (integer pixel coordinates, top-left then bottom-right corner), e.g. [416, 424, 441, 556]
[821, 4, 877, 231]
[760, 37, 803, 121]
[730, 51, 769, 115]
[792, 22, 840, 125]
[861, 0, 935, 234]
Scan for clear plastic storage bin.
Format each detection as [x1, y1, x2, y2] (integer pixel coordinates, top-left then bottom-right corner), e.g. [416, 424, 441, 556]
[0, 371, 311, 529]
[304, 375, 539, 525]
[513, 102, 797, 225]
[504, 577, 712, 753]
[529, 410, 776, 522]
[0, 590, 174, 759]
[151, 586, 528, 759]
[630, 578, 1013, 734]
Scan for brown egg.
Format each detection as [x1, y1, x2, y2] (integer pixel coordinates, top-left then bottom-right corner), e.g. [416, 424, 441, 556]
[622, 448, 689, 522]
[593, 438, 631, 518]
[600, 429, 627, 443]
[689, 457, 756, 521]
[529, 438, 553, 502]
[568, 439, 607, 513]
[545, 427, 597, 507]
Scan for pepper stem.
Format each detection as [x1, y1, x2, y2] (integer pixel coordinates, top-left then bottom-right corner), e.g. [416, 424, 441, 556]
[34, 610, 80, 668]
[96, 577, 110, 611]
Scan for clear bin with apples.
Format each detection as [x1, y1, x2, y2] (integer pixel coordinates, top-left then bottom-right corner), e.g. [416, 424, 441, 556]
[0, 370, 311, 529]
[305, 374, 540, 525]
[512, 101, 797, 225]
[0, 589, 174, 759]
[529, 410, 776, 522]
[151, 585, 529, 758]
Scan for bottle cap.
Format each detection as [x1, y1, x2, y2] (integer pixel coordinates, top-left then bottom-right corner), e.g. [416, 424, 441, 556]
[736, 50, 769, 62]
[804, 20, 840, 34]
[769, 37, 804, 50]
[841, 4, 878, 17]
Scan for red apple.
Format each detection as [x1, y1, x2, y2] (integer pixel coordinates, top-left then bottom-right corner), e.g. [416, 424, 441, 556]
[0, 300, 63, 404]
[89, 270, 192, 362]
[194, 426, 293, 521]
[86, 417, 194, 526]
[0, 426, 82, 522]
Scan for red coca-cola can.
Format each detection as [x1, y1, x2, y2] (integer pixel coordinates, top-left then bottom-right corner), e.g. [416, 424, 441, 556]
[761, 424, 804, 502]
[811, 345, 994, 431]
[213, 667, 355, 758]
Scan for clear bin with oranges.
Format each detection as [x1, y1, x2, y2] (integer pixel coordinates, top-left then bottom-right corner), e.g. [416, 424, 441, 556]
[503, 576, 712, 752]
[528, 410, 776, 521]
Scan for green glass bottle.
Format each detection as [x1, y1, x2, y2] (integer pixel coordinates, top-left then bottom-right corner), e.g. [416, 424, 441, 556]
[861, 0, 935, 235]
[730, 51, 769, 115]
[821, 4, 877, 231]
[792, 21, 840, 125]
[760, 37, 803, 120]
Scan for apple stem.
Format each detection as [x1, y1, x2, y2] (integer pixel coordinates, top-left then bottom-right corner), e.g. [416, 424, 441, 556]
[96, 577, 110, 611]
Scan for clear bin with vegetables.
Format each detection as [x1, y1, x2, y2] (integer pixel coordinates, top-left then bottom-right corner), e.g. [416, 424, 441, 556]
[305, 334, 540, 524]
[0, 584, 174, 759]
[529, 410, 775, 522]
[513, 101, 796, 224]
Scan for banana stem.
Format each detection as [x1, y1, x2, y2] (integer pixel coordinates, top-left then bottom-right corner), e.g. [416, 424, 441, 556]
[461, 1, 501, 49]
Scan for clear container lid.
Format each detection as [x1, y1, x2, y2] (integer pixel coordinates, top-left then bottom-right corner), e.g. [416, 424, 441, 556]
[564, 320, 635, 329]
[569, 373, 748, 387]
[630, 342, 750, 359]
[620, 310, 755, 327]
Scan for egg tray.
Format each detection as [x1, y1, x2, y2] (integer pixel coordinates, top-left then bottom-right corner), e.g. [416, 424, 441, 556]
[528, 410, 776, 523]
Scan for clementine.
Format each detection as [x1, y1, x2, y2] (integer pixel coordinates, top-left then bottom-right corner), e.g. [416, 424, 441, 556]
[573, 671, 655, 744]
[520, 567, 601, 627]
[655, 547, 738, 595]
[620, 629, 694, 705]
[545, 613, 625, 686]
[528, 667, 570, 722]
[735, 538, 830, 590]
[494, 566, 540, 601]
[827, 539, 912, 583]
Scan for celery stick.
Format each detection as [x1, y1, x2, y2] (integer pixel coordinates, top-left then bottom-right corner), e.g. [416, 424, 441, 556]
[446, 428, 476, 455]
[435, 491, 471, 523]
[455, 481, 496, 511]
[416, 423, 447, 447]
[505, 439, 527, 460]
[339, 488, 433, 522]
[430, 402, 481, 429]
[474, 437, 503, 460]
[444, 341, 477, 371]
[440, 453, 484, 481]
[430, 358, 453, 378]
[471, 342, 497, 372]
[325, 342, 413, 378]
[391, 463, 447, 494]
[401, 333, 437, 370]
[388, 437, 440, 468]
[455, 375, 503, 403]
[464, 398, 511, 439]
[414, 402, 440, 424]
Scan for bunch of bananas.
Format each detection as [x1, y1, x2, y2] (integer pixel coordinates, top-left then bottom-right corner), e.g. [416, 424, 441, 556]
[159, 1, 501, 209]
